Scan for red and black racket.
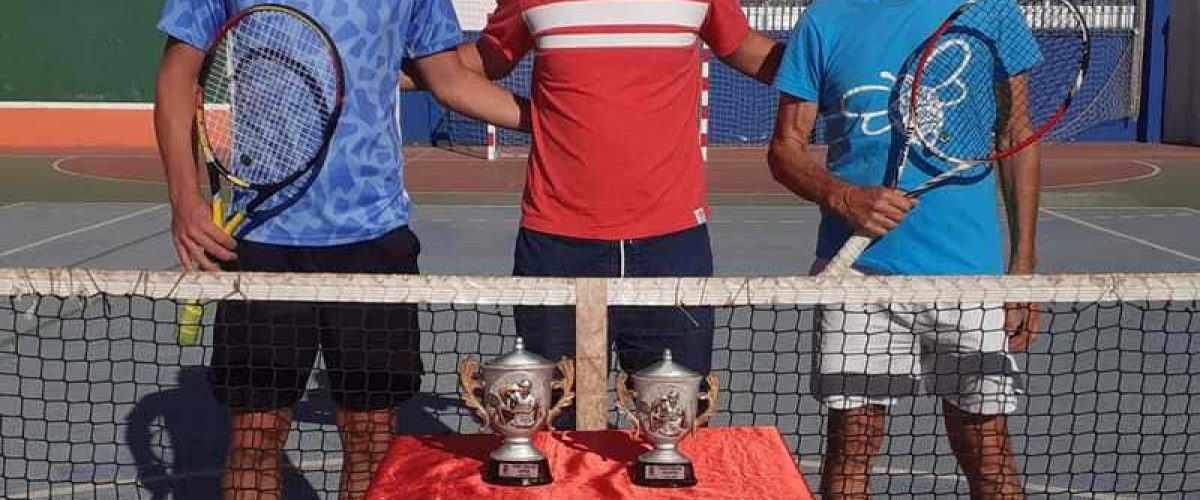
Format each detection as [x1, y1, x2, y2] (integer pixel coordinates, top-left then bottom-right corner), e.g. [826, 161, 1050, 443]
[821, 0, 1089, 276]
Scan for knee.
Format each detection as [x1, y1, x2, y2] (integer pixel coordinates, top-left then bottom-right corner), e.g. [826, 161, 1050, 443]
[825, 406, 887, 459]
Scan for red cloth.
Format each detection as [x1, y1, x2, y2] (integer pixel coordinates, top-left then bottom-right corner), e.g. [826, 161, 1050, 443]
[366, 426, 813, 499]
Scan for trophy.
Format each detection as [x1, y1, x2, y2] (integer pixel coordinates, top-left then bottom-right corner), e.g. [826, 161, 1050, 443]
[459, 337, 575, 486]
[617, 349, 719, 487]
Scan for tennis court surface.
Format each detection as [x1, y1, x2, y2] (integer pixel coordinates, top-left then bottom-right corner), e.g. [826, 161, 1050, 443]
[2, 0, 1199, 494]
[2, 139, 1200, 499]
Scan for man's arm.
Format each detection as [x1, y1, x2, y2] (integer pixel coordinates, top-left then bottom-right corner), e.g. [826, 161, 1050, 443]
[997, 74, 1041, 350]
[719, 31, 785, 85]
[767, 95, 913, 237]
[153, 37, 236, 271]
[457, 41, 521, 80]
[402, 41, 519, 91]
[997, 75, 1039, 275]
[412, 50, 531, 131]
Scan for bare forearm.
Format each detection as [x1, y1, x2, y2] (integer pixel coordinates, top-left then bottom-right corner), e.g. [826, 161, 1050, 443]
[417, 51, 530, 131]
[768, 137, 850, 212]
[431, 74, 529, 131]
[720, 32, 784, 85]
[154, 40, 205, 206]
[1000, 148, 1040, 272]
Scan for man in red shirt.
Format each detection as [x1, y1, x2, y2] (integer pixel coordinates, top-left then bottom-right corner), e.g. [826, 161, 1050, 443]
[457, 0, 783, 387]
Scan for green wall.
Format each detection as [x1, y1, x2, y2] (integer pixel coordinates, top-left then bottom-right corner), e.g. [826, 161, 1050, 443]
[1, 1, 165, 101]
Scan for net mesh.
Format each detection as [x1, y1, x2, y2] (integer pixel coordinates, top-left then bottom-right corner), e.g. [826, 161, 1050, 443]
[3, 269, 1199, 498]
[436, 0, 1140, 156]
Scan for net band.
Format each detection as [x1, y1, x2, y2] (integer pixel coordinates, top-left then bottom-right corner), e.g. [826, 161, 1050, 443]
[5, 268, 1200, 305]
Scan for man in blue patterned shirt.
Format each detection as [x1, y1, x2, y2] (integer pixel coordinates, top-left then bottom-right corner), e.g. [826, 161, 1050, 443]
[154, 1, 528, 498]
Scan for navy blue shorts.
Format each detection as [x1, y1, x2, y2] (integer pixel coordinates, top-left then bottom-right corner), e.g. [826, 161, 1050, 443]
[513, 225, 715, 375]
[210, 226, 422, 412]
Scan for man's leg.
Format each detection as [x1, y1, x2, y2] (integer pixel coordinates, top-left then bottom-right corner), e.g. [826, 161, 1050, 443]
[925, 303, 1023, 499]
[812, 295, 919, 500]
[513, 227, 616, 364]
[822, 405, 886, 500]
[323, 300, 418, 500]
[211, 238, 320, 499]
[943, 402, 1022, 499]
[335, 409, 394, 500]
[224, 409, 295, 500]
[315, 226, 423, 499]
[210, 298, 316, 500]
[612, 225, 714, 374]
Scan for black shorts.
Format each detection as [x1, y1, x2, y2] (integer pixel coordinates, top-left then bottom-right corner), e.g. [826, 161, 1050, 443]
[209, 226, 422, 412]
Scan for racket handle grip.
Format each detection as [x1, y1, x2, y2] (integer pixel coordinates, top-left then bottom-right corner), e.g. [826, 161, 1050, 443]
[177, 300, 204, 346]
[821, 234, 873, 276]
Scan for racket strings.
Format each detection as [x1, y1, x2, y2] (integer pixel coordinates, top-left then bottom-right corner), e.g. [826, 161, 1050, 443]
[201, 10, 339, 187]
[905, 0, 1087, 167]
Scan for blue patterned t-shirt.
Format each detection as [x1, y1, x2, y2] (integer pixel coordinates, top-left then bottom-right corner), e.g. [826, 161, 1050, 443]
[158, 0, 463, 246]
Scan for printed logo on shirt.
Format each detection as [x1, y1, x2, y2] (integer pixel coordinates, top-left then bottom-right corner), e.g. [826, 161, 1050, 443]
[693, 208, 707, 225]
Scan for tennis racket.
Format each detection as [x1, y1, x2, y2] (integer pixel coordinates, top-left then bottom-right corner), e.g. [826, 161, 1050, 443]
[820, 0, 1089, 276]
[177, 4, 344, 345]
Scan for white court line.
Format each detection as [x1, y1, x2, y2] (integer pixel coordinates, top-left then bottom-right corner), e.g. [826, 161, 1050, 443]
[0, 202, 26, 211]
[50, 156, 167, 186]
[796, 458, 1125, 499]
[1046, 160, 1163, 190]
[0, 101, 153, 110]
[1041, 206, 1193, 211]
[1041, 208, 1200, 264]
[0, 204, 166, 258]
[11, 456, 342, 500]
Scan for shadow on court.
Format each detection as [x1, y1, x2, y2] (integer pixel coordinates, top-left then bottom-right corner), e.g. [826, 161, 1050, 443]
[124, 367, 460, 499]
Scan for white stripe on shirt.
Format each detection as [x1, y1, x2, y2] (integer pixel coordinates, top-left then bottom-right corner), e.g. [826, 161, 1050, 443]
[524, 0, 710, 34]
[536, 32, 698, 50]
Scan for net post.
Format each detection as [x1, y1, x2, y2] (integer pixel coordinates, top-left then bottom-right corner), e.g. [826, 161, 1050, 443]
[573, 277, 608, 431]
[485, 123, 499, 161]
[699, 43, 711, 161]
[1130, 0, 1147, 117]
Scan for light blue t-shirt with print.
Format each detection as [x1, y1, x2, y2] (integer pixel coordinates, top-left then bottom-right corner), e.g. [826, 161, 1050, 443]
[775, 0, 1041, 275]
[158, 0, 463, 247]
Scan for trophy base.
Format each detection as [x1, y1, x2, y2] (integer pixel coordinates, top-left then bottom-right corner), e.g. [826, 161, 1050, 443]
[632, 461, 697, 488]
[484, 458, 553, 486]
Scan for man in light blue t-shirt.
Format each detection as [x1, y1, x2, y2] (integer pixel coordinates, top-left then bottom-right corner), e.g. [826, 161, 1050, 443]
[767, 0, 1042, 498]
[155, 1, 529, 498]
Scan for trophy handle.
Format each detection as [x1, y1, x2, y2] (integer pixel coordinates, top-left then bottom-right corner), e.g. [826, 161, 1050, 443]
[458, 357, 491, 431]
[694, 373, 720, 435]
[547, 357, 576, 431]
[615, 371, 641, 437]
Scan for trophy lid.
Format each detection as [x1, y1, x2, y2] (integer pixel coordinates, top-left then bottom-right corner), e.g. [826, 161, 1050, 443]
[633, 349, 700, 381]
[487, 337, 554, 368]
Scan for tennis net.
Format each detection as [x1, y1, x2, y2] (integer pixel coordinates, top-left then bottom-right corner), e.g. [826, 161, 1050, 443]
[2, 269, 1199, 498]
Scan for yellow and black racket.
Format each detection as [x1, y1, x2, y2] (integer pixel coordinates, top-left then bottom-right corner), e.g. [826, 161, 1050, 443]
[178, 4, 344, 345]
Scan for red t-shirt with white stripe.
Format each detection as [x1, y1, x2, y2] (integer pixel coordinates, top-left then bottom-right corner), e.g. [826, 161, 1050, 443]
[481, 0, 750, 239]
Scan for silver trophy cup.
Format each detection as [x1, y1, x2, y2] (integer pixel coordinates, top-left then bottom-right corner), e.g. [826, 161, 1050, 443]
[459, 337, 575, 486]
[617, 349, 719, 487]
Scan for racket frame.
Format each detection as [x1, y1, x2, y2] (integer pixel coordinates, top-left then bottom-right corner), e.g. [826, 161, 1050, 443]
[821, 0, 1090, 276]
[193, 3, 345, 237]
[906, 0, 1091, 186]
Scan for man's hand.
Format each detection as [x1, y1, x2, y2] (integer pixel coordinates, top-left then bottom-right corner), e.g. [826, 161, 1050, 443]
[768, 96, 914, 236]
[170, 194, 236, 271]
[830, 186, 916, 238]
[1004, 302, 1040, 352]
